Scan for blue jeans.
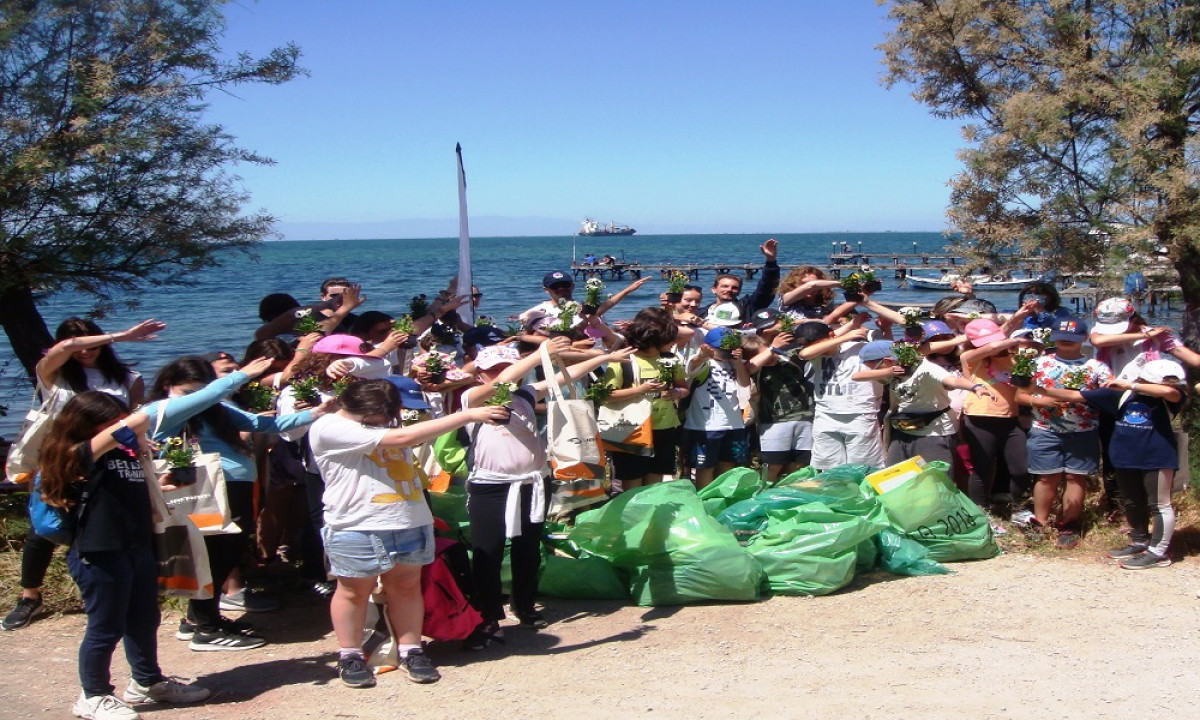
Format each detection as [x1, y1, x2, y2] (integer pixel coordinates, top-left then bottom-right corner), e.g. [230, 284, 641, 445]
[68, 546, 163, 697]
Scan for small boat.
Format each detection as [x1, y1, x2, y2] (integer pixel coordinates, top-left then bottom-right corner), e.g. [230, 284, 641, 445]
[579, 219, 636, 236]
[905, 272, 1035, 291]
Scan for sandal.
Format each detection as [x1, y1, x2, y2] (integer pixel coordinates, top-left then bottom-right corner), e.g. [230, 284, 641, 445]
[462, 621, 504, 651]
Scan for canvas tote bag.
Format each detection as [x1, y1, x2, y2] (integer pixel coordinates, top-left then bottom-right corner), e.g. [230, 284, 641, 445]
[151, 403, 239, 535]
[539, 344, 609, 516]
[596, 360, 655, 457]
[5, 380, 71, 484]
[138, 438, 215, 600]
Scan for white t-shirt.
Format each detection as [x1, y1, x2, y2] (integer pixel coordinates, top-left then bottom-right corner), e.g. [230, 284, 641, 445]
[813, 341, 882, 415]
[684, 360, 745, 431]
[463, 385, 547, 476]
[308, 413, 432, 532]
[889, 359, 956, 437]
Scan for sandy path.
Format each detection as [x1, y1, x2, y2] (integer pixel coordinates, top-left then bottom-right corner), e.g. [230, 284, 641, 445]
[3, 553, 1198, 719]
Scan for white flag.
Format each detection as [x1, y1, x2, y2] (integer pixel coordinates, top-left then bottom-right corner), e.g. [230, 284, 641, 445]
[455, 143, 474, 325]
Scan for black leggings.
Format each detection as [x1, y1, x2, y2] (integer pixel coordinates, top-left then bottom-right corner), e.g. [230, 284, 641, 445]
[466, 481, 549, 623]
[19, 532, 57, 590]
[963, 415, 1029, 511]
[188, 482, 254, 631]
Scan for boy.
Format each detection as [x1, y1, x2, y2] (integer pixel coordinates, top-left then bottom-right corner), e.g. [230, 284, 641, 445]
[682, 327, 752, 488]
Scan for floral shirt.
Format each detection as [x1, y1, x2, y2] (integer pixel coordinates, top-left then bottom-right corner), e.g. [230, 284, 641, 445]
[1030, 354, 1112, 433]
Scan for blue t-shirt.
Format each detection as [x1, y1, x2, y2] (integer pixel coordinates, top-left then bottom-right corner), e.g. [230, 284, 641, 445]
[1080, 388, 1180, 470]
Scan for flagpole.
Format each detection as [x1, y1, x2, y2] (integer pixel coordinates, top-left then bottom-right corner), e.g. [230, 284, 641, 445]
[455, 143, 475, 325]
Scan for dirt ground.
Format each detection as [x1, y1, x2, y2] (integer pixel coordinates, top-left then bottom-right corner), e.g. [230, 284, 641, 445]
[2, 552, 1198, 720]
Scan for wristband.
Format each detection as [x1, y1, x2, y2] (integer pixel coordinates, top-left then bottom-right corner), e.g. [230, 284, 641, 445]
[971, 383, 984, 392]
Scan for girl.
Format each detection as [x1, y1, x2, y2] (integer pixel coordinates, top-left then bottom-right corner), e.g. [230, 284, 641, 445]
[4, 317, 164, 633]
[39, 392, 209, 719]
[307, 379, 508, 687]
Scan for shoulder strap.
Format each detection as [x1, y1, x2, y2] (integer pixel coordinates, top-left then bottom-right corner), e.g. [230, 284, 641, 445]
[539, 342, 580, 401]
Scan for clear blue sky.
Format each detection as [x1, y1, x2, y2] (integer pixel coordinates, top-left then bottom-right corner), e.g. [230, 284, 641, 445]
[206, 1, 964, 239]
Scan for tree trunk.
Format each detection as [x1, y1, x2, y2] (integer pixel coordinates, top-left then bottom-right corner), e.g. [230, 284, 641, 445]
[0, 283, 53, 384]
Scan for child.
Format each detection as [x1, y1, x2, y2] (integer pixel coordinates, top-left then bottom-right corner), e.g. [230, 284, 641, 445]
[1032, 359, 1186, 568]
[1014, 315, 1113, 548]
[683, 327, 753, 488]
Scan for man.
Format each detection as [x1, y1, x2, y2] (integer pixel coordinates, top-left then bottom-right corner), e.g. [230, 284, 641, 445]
[317, 277, 364, 334]
[697, 238, 780, 322]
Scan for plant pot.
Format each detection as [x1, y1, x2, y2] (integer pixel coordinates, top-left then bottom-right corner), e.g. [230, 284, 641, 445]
[1010, 375, 1032, 388]
[900, 364, 918, 378]
[843, 291, 864, 303]
[665, 292, 683, 303]
[863, 280, 883, 293]
[427, 371, 445, 384]
[904, 325, 924, 340]
[580, 303, 599, 317]
[495, 406, 512, 425]
[168, 466, 197, 487]
[399, 337, 417, 349]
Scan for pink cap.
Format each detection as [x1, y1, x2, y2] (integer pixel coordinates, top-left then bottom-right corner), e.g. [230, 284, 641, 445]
[964, 319, 1006, 347]
[311, 334, 373, 357]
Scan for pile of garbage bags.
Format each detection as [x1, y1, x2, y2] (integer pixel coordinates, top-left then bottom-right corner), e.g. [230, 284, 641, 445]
[537, 461, 999, 606]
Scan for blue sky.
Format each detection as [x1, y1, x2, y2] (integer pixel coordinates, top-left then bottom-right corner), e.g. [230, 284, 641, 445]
[206, 1, 964, 239]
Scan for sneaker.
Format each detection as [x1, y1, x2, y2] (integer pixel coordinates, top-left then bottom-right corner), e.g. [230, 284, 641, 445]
[514, 609, 549, 629]
[2, 595, 44, 631]
[72, 693, 140, 720]
[1010, 510, 1035, 527]
[123, 678, 210, 705]
[1106, 543, 1149, 560]
[988, 521, 1008, 537]
[218, 588, 281, 613]
[176, 616, 256, 641]
[399, 648, 441, 683]
[337, 654, 376, 688]
[311, 580, 336, 598]
[462, 620, 504, 651]
[1120, 551, 1171, 570]
[188, 628, 267, 652]
[1055, 531, 1080, 550]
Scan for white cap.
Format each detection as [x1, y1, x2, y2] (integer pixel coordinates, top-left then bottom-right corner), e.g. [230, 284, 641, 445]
[705, 302, 742, 327]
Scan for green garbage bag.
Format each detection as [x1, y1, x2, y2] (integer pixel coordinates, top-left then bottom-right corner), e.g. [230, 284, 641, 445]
[816, 463, 875, 485]
[769, 471, 889, 524]
[697, 467, 763, 516]
[855, 537, 878, 573]
[745, 503, 882, 596]
[428, 486, 470, 542]
[875, 528, 950, 576]
[872, 462, 999, 562]
[716, 488, 815, 538]
[773, 466, 816, 487]
[540, 553, 630, 600]
[570, 480, 762, 605]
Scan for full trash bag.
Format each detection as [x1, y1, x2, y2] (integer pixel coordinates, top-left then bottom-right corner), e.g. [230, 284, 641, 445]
[871, 462, 999, 562]
[539, 553, 630, 600]
[569, 480, 762, 605]
[716, 468, 887, 540]
[697, 467, 763, 516]
[874, 528, 950, 576]
[745, 502, 885, 596]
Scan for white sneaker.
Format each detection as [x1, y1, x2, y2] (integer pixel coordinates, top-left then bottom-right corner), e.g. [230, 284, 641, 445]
[123, 677, 211, 705]
[72, 693, 140, 720]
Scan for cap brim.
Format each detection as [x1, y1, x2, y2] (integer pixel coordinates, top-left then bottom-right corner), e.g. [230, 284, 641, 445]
[400, 392, 431, 410]
[707, 318, 741, 327]
[1049, 332, 1087, 342]
[1091, 320, 1129, 335]
[969, 330, 1007, 347]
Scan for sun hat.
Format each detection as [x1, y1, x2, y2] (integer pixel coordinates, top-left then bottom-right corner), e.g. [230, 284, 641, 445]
[385, 376, 431, 409]
[542, 271, 573, 288]
[1093, 297, 1135, 335]
[312, 334, 374, 357]
[706, 302, 742, 327]
[462, 325, 507, 351]
[858, 340, 895, 363]
[750, 308, 779, 331]
[475, 345, 521, 370]
[1138, 359, 1186, 384]
[921, 320, 954, 339]
[1048, 315, 1088, 343]
[964, 318, 1006, 347]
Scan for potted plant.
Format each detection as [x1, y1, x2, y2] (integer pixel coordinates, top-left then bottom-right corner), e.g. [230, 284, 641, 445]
[423, 352, 447, 384]
[1009, 347, 1039, 387]
[503, 322, 524, 337]
[242, 381, 277, 413]
[777, 311, 799, 335]
[331, 377, 353, 397]
[476, 315, 493, 327]
[546, 300, 580, 338]
[665, 271, 689, 303]
[400, 408, 423, 426]
[391, 314, 418, 348]
[293, 308, 323, 336]
[161, 436, 199, 487]
[583, 382, 613, 408]
[840, 273, 866, 302]
[891, 342, 922, 377]
[581, 278, 605, 316]
[290, 375, 321, 406]
[409, 294, 431, 320]
[716, 330, 743, 361]
[899, 306, 924, 340]
[485, 381, 519, 424]
[860, 270, 882, 294]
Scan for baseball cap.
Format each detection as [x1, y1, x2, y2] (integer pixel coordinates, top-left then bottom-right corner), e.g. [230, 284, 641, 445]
[858, 340, 895, 363]
[921, 320, 954, 339]
[964, 318, 1006, 347]
[385, 376, 431, 409]
[750, 308, 779, 331]
[1138, 359, 1185, 384]
[312, 334, 374, 357]
[462, 325, 507, 351]
[1048, 315, 1088, 343]
[1093, 297, 1134, 335]
[475, 345, 521, 370]
[794, 321, 832, 347]
[704, 326, 736, 347]
[706, 302, 742, 327]
[542, 271, 573, 288]
[947, 298, 999, 316]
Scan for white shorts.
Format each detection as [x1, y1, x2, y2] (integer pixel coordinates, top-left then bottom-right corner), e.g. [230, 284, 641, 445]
[758, 420, 813, 465]
[810, 411, 885, 471]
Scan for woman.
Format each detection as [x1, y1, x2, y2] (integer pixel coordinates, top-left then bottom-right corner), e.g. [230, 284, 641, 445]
[38, 392, 209, 719]
[307, 378, 507, 688]
[3, 317, 164, 633]
[143, 355, 325, 651]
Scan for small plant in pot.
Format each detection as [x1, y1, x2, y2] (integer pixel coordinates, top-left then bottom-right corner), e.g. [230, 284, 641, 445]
[840, 273, 866, 302]
[409, 294, 431, 320]
[899, 306, 924, 340]
[891, 342, 922, 376]
[485, 381, 519, 424]
[716, 330, 743, 361]
[583, 382, 613, 408]
[290, 375, 321, 405]
[581, 278, 605, 316]
[331, 376, 353, 397]
[860, 270, 882, 294]
[423, 352, 447, 384]
[161, 436, 200, 487]
[241, 381, 277, 413]
[546, 300, 580, 338]
[1009, 347, 1039, 387]
[665, 271, 689, 303]
[292, 308, 323, 336]
[391, 314, 418, 348]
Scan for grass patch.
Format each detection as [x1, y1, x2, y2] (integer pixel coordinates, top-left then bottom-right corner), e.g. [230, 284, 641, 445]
[0, 488, 82, 615]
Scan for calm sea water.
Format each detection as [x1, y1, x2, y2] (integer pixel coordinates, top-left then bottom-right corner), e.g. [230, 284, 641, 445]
[0, 230, 1059, 437]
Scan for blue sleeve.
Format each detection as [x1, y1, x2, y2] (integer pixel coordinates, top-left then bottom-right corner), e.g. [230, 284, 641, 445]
[1080, 388, 1120, 418]
[222, 402, 315, 433]
[745, 260, 781, 314]
[143, 371, 250, 439]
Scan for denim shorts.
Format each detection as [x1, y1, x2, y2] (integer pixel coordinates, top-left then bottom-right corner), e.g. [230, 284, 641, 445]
[1027, 428, 1099, 476]
[321, 525, 435, 578]
[686, 428, 751, 469]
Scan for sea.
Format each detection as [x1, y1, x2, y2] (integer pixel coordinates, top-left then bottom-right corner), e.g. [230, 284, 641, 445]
[0, 230, 1137, 439]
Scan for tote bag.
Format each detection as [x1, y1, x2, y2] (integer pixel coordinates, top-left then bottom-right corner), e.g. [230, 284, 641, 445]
[5, 381, 70, 484]
[139, 444, 215, 599]
[151, 404, 239, 535]
[596, 361, 655, 457]
[540, 343, 607, 481]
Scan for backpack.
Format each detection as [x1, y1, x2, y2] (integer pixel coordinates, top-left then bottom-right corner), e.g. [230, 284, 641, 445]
[421, 537, 483, 641]
[28, 470, 103, 546]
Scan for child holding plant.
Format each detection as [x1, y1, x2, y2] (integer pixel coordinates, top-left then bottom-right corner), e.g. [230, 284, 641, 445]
[682, 327, 754, 488]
